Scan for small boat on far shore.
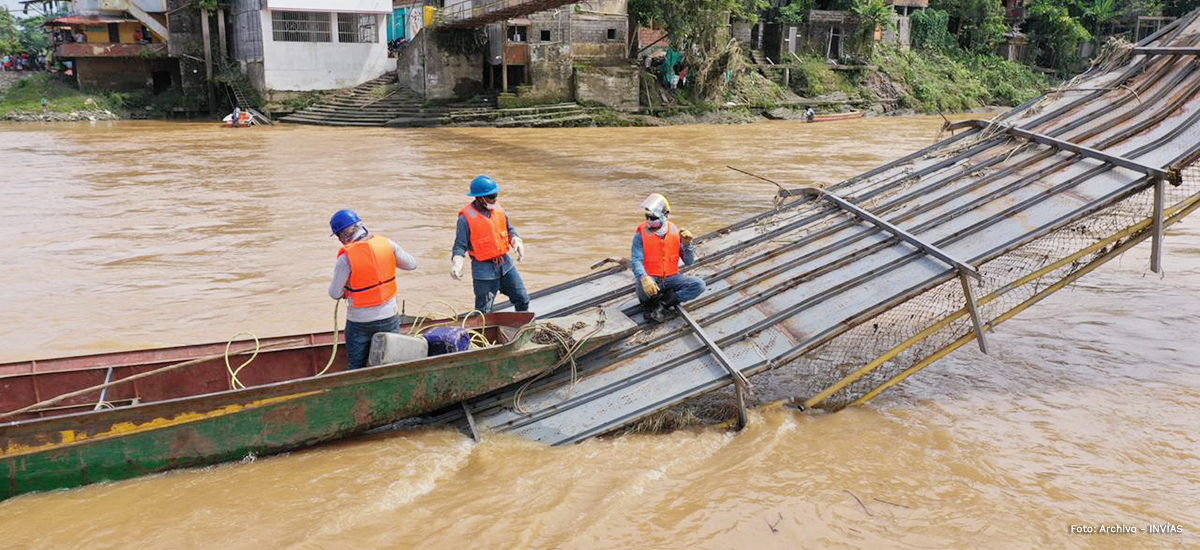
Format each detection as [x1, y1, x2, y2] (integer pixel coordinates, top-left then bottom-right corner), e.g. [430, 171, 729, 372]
[809, 111, 863, 123]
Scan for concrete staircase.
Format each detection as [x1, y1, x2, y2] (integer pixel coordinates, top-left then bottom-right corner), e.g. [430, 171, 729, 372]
[279, 75, 592, 128]
[280, 74, 430, 127]
[385, 95, 496, 128]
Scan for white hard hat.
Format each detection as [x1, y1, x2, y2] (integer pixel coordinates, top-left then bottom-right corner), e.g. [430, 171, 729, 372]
[641, 193, 671, 219]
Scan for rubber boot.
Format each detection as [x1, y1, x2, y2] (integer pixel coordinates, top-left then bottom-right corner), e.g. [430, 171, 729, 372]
[643, 296, 667, 324]
[657, 288, 680, 321]
[660, 288, 680, 309]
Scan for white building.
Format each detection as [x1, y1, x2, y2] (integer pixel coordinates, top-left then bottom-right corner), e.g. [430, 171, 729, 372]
[231, 0, 391, 96]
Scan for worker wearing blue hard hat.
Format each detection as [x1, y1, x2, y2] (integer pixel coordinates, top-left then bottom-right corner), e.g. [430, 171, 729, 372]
[327, 209, 418, 370]
[451, 175, 531, 313]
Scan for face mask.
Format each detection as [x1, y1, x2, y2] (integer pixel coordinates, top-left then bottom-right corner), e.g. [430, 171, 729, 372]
[484, 202, 496, 210]
[646, 216, 664, 230]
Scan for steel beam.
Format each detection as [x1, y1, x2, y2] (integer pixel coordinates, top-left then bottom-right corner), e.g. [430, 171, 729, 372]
[1133, 47, 1200, 55]
[797, 188, 983, 280]
[958, 272, 990, 354]
[462, 402, 481, 443]
[799, 187, 990, 353]
[1152, 177, 1165, 273]
[945, 119, 1180, 185]
[676, 305, 750, 430]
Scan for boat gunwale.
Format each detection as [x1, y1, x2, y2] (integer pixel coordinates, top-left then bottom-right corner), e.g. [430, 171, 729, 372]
[0, 312, 537, 378]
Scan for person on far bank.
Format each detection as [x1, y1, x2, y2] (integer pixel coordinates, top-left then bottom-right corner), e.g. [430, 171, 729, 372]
[328, 209, 418, 371]
[633, 193, 705, 323]
[451, 175, 530, 313]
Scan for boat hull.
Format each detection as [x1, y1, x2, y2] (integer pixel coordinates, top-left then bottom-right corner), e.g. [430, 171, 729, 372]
[1, 308, 635, 499]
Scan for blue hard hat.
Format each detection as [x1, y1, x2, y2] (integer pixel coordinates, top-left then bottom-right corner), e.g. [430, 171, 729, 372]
[329, 209, 362, 236]
[467, 175, 500, 197]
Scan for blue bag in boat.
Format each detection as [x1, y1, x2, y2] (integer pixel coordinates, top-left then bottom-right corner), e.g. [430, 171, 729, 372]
[423, 326, 471, 356]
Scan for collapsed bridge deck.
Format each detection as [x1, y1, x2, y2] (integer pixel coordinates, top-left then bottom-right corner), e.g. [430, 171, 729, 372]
[452, 12, 1200, 445]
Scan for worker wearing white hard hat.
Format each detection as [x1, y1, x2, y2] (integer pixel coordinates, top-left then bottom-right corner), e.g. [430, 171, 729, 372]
[631, 193, 705, 323]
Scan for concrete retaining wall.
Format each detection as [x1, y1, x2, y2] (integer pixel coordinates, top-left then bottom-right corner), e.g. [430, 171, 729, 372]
[573, 65, 638, 112]
[396, 30, 483, 99]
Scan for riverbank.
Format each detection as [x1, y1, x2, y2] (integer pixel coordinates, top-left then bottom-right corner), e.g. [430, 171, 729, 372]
[0, 72, 125, 122]
[608, 45, 1050, 127]
[2, 46, 1048, 127]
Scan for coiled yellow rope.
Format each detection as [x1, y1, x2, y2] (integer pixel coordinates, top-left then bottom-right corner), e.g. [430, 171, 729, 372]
[224, 298, 343, 389]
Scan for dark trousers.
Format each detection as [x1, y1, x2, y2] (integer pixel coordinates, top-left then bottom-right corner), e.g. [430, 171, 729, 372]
[635, 274, 706, 304]
[473, 267, 530, 313]
[344, 314, 401, 371]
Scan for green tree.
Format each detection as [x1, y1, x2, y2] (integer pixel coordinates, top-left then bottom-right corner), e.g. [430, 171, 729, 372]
[1083, 0, 1119, 37]
[1026, 0, 1091, 73]
[778, 0, 816, 23]
[629, 0, 766, 49]
[1163, 0, 1200, 16]
[0, 10, 21, 55]
[851, 0, 896, 56]
[18, 15, 48, 53]
[930, 0, 1007, 53]
[911, 8, 956, 51]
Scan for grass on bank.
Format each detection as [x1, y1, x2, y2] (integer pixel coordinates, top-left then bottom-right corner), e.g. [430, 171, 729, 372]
[0, 72, 209, 117]
[0, 72, 122, 116]
[872, 45, 1051, 112]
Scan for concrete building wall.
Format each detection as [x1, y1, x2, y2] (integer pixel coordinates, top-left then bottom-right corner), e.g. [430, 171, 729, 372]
[573, 65, 637, 111]
[396, 30, 483, 99]
[75, 57, 175, 91]
[527, 42, 572, 101]
[257, 9, 390, 91]
[74, 0, 167, 13]
[267, 0, 388, 13]
[570, 14, 626, 61]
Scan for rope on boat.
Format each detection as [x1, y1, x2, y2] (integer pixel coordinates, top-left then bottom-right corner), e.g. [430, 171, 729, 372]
[3, 298, 514, 420]
[225, 298, 344, 388]
[405, 300, 493, 349]
[510, 308, 608, 415]
[224, 332, 260, 390]
[315, 298, 342, 377]
[0, 339, 305, 421]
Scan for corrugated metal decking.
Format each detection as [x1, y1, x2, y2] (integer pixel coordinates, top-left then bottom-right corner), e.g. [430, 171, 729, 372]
[459, 11, 1200, 445]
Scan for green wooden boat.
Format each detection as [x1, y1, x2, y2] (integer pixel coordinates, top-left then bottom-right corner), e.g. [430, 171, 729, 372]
[0, 308, 636, 500]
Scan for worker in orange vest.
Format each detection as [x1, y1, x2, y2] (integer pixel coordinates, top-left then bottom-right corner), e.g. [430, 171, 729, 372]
[328, 209, 418, 370]
[450, 175, 530, 313]
[633, 193, 705, 323]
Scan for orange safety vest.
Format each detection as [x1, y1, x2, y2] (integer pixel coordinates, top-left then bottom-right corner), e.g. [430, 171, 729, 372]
[337, 235, 398, 308]
[460, 203, 511, 262]
[639, 221, 681, 278]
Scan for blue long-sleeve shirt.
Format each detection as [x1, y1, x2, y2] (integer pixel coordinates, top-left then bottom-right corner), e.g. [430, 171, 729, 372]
[631, 222, 696, 279]
[452, 203, 520, 281]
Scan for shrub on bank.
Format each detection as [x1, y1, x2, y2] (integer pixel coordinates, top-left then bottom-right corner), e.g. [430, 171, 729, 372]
[0, 72, 121, 116]
[873, 45, 1049, 112]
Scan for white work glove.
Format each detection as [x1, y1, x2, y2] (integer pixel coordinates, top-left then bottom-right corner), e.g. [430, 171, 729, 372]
[451, 255, 465, 280]
[511, 236, 525, 262]
[680, 228, 694, 246]
[640, 275, 660, 298]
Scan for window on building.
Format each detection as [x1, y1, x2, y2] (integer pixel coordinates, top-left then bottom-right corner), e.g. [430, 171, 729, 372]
[272, 11, 331, 43]
[507, 25, 527, 42]
[338, 13, 378, 43]
[606, 28, 617, 41]
[540, 29, 551, 41]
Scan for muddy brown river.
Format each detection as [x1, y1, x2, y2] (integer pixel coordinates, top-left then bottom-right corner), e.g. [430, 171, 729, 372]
[0, 119, 1197, 549]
